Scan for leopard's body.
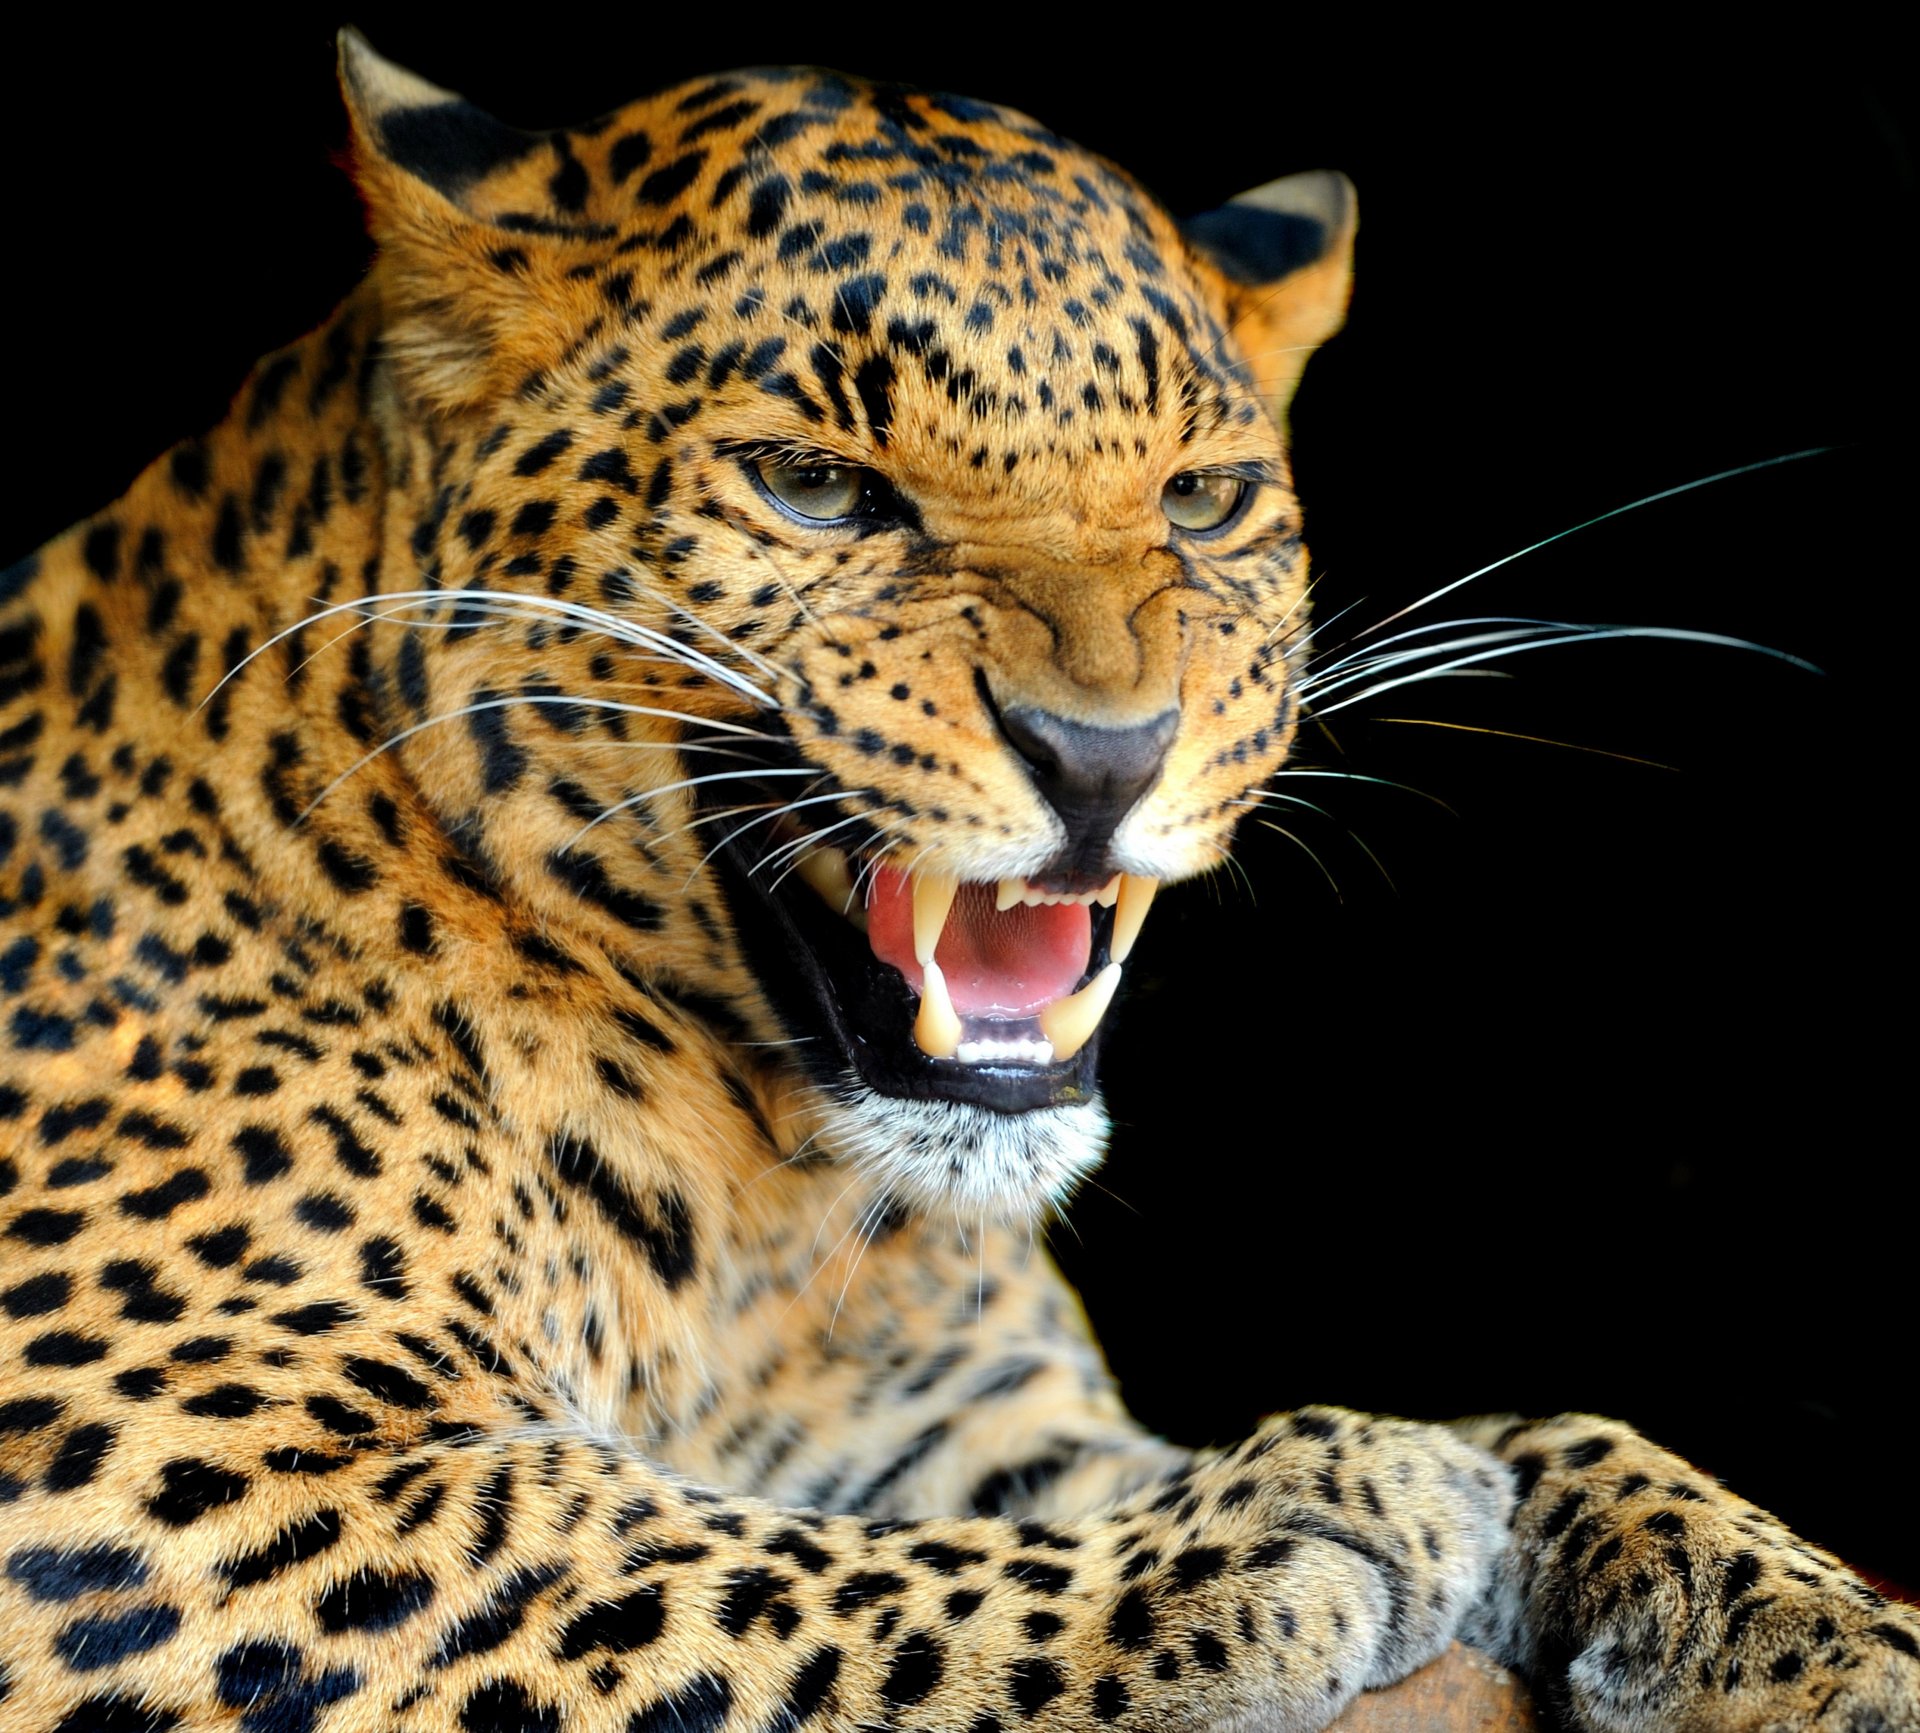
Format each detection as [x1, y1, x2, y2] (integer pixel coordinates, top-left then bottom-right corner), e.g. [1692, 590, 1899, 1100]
[0, 36, 1912, 1733]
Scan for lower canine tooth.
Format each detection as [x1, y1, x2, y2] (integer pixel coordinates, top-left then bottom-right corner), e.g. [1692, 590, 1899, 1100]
[794, 846, 864, 927]
[1037, 962, 1122, 1061]
[913, 959, 963, 1059]
[912, 872, 959, 967]
[1110, 874, 1158, 963]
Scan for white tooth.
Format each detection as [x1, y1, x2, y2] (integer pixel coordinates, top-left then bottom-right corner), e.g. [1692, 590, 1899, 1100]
[1021, 888, 1045, 908]
[1096, 877, 1120, 908]
[1110, 874, 1158, 963]
[795, 846, 865, 927]
[913, 959, 962, 1059]
[912, 872, 959, 967]
[996, 877, 1025, 912]
[1037, 963, 1122, 1061]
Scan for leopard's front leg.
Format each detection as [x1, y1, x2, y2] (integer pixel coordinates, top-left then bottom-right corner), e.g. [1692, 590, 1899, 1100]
[1459, 1414, 1920, 1732]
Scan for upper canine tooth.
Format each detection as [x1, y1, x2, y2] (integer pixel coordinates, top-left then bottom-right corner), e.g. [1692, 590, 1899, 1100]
[1110, 874, 1158, 963]
[913, 959, 962, 1059]
[1037, 963, 1122, 1061]
[996, 877, 1025, 912]
[912, 872, 959, 967]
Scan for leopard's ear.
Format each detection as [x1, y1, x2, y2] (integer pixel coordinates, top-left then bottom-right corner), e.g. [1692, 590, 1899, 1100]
[337, 29, 595, 417]
[1185, 171, 1357, 427]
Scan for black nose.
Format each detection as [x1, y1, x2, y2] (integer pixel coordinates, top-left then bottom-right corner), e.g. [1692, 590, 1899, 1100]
[995, 703, 1180, 876]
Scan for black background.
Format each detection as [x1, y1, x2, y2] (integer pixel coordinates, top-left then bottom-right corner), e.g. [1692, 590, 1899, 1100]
[6, 19, 1911, 1578]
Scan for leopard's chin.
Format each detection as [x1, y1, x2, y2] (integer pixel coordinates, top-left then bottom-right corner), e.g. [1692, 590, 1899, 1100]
[823, 1079, 1111, 1223]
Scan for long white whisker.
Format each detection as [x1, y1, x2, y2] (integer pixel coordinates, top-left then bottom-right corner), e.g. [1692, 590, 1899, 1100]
[301, 695, 781, 818]
[1305, 626, 1817, 719]
[208, 587, 776, 710]
[1252, 818, 1342, 900]
[557, 766, 819, 848]
[1353, 449, 1830, 641]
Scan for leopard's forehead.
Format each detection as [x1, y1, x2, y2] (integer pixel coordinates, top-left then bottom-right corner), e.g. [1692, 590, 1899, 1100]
[400, 66, 1263, 483]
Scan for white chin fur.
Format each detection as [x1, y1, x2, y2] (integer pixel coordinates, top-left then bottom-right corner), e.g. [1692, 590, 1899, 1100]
[824, 1076, 1110, 1223]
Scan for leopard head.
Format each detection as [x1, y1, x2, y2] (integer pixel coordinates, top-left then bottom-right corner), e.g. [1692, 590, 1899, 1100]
[339, 34, 1354, 1218]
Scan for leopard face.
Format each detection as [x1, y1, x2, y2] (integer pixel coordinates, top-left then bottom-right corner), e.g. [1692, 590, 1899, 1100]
[341, 38, 1353, 1217]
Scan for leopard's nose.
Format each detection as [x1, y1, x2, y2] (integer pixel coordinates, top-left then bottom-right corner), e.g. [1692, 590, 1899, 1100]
[995, 704, 1179, 874]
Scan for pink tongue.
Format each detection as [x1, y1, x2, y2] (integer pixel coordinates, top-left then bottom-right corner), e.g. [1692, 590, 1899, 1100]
[867, 866, 1091, 1016]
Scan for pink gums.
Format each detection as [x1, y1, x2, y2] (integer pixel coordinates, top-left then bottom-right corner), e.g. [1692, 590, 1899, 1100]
[866, 865, 1092, 1017]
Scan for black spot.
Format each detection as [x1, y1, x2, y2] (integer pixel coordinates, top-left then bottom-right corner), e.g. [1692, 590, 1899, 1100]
[1869, 1621, 1920, 1660]
[547, 1133, 696, 1288]
[1108, 1586, 1155, 1649]
[1722, 1552, 1762, 1605]
[25, 1330, 108, 1367]
[223, 1122, 292, 1186]
[1191, 1629, 1230, 1671]
[1008, 1657, 1065, 1716]
[609, 130, 654, 182]
[182, 1383, 267, 1419]
[222, 1508, 343, 1589]
[306, 1395, 377, 1437]
[118, 1166, 211, 1218]
[214, 1636, 359, 1733]
[513, 429, 574, 476]
[310, 1106, 380, 1179]
[344, 1355, 434, 1410]
[270, 1301, 357, 1337]
[188, 1223, 252, 1267]
[461, 1677, 561, 1733]
[559, 1586, 667, 1658]
[545, 847, 664, 931]
[6, 1542, 147, 1601]
[316, 1565, 437, 1633]
[2, 1270, 71, 1317]
[317, 838, 379, 893]
[636, 150, 707, 205]
[881, 1631, 945, 1707]
[399, 902, 437, 954]
[148, 1456, 248, 1526]
[1562, 1436, 1615, 1470]
[1170, 1546, 1227, 1589]
[360, 1235, 409, 1298]
[432, 1562, 566, 1666]
[1003, 1558, 1073, 1595]
[50, 1696, 181, 1733]
[1093, 1675, 1130, 1721]
[833, 1570, 907, 1614]
[6, 1207, 84, 1245]
[627, 1672, 732, 1733]
[53, 1603, 181, 1671]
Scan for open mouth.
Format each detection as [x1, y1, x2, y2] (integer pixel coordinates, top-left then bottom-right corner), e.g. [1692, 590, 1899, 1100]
[708, 797, 1157, 1114]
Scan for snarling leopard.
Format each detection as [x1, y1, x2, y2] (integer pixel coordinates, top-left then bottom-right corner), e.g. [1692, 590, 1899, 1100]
[0, 32, 1912, 1733]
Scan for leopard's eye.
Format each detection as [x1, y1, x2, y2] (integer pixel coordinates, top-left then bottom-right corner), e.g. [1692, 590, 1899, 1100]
[1161, 471, 1247, 532]
[755, 457, 870, 523]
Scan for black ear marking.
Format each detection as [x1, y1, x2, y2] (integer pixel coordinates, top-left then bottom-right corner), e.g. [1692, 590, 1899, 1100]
[1184, 171, 1355, 285]
[338, 26, 538, 201]
[376, 103, 540, 199]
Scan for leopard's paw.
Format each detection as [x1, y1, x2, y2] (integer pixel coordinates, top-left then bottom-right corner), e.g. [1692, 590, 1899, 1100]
[1470, 1415, 1920, 1733]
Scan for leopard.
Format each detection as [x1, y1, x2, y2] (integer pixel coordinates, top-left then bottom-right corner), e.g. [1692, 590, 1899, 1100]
[0, 29, 1912, 1733]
